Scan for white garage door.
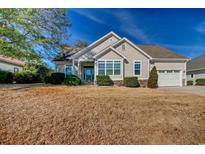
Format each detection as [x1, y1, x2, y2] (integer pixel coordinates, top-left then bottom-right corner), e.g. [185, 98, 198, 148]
[158, 70, 181, 86]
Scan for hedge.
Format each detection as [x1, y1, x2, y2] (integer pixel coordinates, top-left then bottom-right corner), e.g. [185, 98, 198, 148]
[124, 77, 140, 87]
[50, 72, 65, 84]
[195, 78, 205, 86]
[44, 76, 52, 84]
[14, 71, 41, 84]
[187, 80, 193, 86]
[64, 75, 81, 86]
[0, 70, 13, 83]
[96, 75, 113, 86]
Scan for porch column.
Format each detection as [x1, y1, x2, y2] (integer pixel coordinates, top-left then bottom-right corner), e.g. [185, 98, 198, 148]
[72, 59, 75, 75]
[78, 60, 81, 78]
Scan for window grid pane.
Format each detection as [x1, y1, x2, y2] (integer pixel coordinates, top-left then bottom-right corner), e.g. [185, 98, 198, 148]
[106, 61, 113, 75]
[114, 61, 121, 75]
[134, 61, 141, 75]
[98, 61, 105, 75]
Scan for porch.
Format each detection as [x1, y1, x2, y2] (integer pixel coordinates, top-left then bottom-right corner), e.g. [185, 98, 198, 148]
[72, 60, 95, 84]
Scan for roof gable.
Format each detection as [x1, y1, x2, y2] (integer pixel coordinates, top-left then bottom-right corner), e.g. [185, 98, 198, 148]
[94, 47, 127, 60]
[112, 38, 152, 59]
[71, 32, 121, 59]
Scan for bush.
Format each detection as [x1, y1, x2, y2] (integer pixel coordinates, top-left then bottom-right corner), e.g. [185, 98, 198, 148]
[96, 75, 113, 86]
[187, 80, 193, 86]
[14, 71, 41, 84]
[0, 70, 13, 83]
[124, 77, 140, 87]
[148, 66, 158, 88]
[44, 76, 52, 84]
[50, 72, 65, 84]
[64, 75, 81, 86]
[195, 78, 205, 86]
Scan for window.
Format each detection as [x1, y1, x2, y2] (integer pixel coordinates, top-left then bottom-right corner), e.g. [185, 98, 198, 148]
[14, 67, 19, 73]
[98, 61, 105, 75]
[98, 60, 121, 76]
[106, 61, 113, 75]
[122, 44, 125, 50]
[134, 61, 141, 76]
[65, 65, 72, 76]
[191, 74, 194, 78]
[167, 70, 173, 73]
[174, 70, 180, 73]
[114, 61, 121, 75]
[158, 70, 165, 73]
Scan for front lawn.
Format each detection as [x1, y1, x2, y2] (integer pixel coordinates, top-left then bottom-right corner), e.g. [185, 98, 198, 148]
[0, 86, 205, 144]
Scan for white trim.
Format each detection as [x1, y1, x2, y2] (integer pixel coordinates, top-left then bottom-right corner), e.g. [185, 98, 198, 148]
[151, 58, 189, 62]
[179, 70, 183, 87]
[133, 60, 142, 77]
[71, 31, 121, 59]
[96, 59, 123, 80]
[187, 67, 205, 72]
[93, 47, 127, 60]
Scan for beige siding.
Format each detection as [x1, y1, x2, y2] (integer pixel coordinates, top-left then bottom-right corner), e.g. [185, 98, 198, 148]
[97, 50, 123, 60]
[0, 62, 23, 73]
[91, 36, 119, 55]
[115, 42, 150, 79]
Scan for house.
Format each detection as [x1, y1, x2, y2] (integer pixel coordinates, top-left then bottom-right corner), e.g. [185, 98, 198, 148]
[0, 55, 24, 73]
[187, 54, 205, 83]
[53, 32, 188, 87]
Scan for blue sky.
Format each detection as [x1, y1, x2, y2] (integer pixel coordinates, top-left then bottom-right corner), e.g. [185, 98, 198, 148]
[67, 8, 205, 58]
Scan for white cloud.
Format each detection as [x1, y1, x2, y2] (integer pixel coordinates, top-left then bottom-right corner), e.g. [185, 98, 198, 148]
[109, 10, 151, 43]
[70, 9, 105, 25]
[196, 21, 205, 34]
[70, 9, 151, 43]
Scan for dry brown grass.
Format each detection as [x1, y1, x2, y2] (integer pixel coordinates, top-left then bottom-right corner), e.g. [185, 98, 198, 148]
[0, 86, 205, 145]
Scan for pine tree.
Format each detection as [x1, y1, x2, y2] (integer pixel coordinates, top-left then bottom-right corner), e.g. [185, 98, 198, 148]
[148, 66, 158, 88]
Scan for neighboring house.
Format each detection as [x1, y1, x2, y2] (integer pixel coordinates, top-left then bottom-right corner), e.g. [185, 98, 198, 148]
[0, 55, 24, 73]
[53, 32, 188, 87]
[187, 54, 205, 83]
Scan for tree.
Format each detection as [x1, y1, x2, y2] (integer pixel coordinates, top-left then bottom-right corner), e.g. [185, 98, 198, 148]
[23, 60, 52, 81]
[74, 40, 88, 48]
[0, 9, 71, 60]
[148, 66, 158, 88]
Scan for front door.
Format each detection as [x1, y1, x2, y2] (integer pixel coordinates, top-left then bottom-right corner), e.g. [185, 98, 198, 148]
[83, 67, 94, 82]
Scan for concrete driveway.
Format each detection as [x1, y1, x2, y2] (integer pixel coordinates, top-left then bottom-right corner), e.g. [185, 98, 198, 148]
[159, 86, 205, 96]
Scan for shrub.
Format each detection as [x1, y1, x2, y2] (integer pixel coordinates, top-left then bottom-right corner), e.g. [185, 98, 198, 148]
[124, 77, 140, 87]
[187, 80, 193, 86]
[14, 71, 41, 84]
[148, 66, 158, 88]
[50, 72, 65, 84]
[0, 70, 13, 83]
[64, 75, 81, 86]
[195, 78, 205, 86]
[96, 75, 113, 86]
[44, 76, 52, 84]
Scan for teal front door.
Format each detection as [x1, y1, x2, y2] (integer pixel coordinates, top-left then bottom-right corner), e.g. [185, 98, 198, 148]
[83, 67, 94, 82]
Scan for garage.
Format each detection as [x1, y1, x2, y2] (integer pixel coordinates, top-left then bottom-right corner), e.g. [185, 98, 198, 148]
[158, 70, 182, 86]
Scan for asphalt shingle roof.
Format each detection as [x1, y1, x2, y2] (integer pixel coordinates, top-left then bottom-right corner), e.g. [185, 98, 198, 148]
[187, 54, 205, 71]
[0, 55, 24, 66]
[137, 45, 187, 59]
